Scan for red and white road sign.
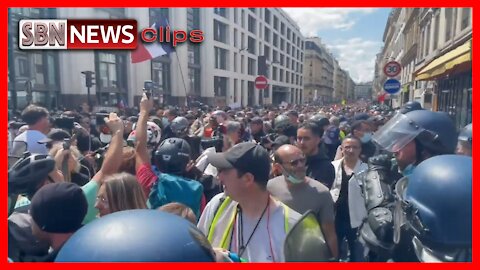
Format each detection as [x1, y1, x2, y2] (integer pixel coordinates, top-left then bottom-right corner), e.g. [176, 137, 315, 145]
[383, 61, 401, 77]
[255, 76, 268, 90]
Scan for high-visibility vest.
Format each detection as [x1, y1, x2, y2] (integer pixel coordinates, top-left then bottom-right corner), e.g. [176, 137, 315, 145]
[206, 196, 291, 249]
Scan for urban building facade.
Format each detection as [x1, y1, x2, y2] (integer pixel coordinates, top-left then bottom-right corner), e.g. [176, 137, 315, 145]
[374, 8, 471, 128]
[354, 82, 373, 100]
[303, 37, 334, 104]
[8, 8, 305, 110]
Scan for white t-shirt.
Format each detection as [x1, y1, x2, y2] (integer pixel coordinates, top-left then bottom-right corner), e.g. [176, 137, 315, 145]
[198, 193, 301, 262]
[11, 130, 48, 155]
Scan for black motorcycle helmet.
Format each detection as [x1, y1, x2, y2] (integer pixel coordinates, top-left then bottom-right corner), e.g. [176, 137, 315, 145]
[170, 116, 189, 137]
[154, 138, 191, 175]
[8, 152, 56, 198]
[55, 210, 216, 262]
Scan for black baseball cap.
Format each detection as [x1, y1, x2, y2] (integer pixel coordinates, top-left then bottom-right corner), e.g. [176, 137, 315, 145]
[30, 182, 88, 233]
[208, 142, 271, 183]
[38, 128, 71, 144]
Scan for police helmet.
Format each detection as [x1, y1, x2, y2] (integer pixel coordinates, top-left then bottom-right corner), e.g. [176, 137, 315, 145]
[170, 117, 189, 136]
[274, 114, 291, 130]
[395, 155, 471, 262]
[154, 138, 191, 175]
[309, 114, 330, 129]
[399, 101, 423, 114]
[55, 210, 216, 262]
[373, 110, 456, 154]
[458, 123, 472, 144]
[8, 152, 56, 197]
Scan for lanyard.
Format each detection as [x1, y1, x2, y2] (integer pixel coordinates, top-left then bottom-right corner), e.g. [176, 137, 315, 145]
[230, 198, 270, 258]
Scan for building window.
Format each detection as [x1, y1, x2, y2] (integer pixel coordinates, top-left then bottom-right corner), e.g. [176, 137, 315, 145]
[287, 28, 291, 40]
[188, 44, 200, 65]
[425, 24, 430, 56]
[273, 16, 278, 30]
[461, 8, 471, 29]
[445, 8, 453, 41]
[98, 53, 117, 88]
[214, 8, 227, 18]
[433, 13, 440, 50]
[234, 53, 238, 72]
[248, 15, 256, 34]
[234, 8, 238, 24]
[286, 56, 290, 69]
[273, 50, 278, 62]
[273, 66, 277, 80]
[264, 27, 270, 43]
[248, 58, 256, 75]
[215, 47, 227, 70]
[187, 8, 200, 30]
[279, 69, 284, 82]
[286, 71, 290, 83]
[234, 29, 238, 48]
[241, 9, 245, 28]
[149, 8, 169, 25]
[214, 76, 228, 96]
[248, 36, 256, 54]
[33, 53, 45, 85]
[214, 20, 228, 43]
[280, 22, 285, 35]
[280, 38, 285, 51]
[15, 56, 29, 77]
[280, 54, 284, 65]
[152, 61, 171, 94]
[273, 33, 278, 47]
[234, 79, 238, 102]
[188, 67, 200, 94]
[264, 45, 270, 60]
[287, 43, 290, 54]
[241, 55, 245, 73]
[265, 8, 271, 24]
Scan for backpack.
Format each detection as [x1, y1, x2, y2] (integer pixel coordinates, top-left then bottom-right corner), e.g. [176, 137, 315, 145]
[148, 172, 204, 218]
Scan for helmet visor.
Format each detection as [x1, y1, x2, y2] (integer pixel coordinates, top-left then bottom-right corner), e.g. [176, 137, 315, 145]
[372, 113, 424, 152]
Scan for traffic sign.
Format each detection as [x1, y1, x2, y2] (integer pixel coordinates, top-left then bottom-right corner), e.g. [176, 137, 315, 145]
[383, 61, 401, 77]
[383, 79, 401, 94]
[255, 76, 268, 90]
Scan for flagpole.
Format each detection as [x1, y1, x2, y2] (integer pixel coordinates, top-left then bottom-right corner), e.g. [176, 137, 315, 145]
[164, 17, 189, 108]
[174, 51, 189, 107]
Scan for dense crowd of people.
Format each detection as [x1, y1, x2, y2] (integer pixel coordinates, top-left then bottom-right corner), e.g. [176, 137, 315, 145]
[7, 97, 472, 262]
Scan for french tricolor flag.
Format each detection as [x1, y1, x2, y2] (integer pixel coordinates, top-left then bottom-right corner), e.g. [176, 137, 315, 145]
[131, 18, 175, 63]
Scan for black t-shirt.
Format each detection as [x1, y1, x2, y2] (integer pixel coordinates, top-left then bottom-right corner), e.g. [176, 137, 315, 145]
[336, 164, 353, 221]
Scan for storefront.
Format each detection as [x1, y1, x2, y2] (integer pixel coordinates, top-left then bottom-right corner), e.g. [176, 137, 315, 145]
[415, 38, 472, 129]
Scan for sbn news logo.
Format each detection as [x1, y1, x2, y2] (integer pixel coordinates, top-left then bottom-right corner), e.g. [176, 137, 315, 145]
[19, 19, 204, 50]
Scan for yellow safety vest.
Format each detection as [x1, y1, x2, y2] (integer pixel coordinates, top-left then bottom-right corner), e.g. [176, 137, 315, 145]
[207, 196, 290, 249]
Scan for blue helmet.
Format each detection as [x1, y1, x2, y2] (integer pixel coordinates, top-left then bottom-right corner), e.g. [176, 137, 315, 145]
[395, 155, 471, 261]
[55, 210, 216, 262]
[373, 110, 457, 154]
[458, 123, 472, 144]
[399, 101, 423, 114]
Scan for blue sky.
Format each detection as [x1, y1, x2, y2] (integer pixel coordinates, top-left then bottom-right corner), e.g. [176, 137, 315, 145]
[283, 8, 391, 83]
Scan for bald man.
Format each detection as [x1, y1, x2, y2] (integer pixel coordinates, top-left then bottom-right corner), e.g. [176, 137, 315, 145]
[268, 144, 338, 260]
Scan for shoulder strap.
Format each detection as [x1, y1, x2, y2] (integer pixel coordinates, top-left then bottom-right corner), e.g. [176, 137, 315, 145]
[206, 196, 232, 242]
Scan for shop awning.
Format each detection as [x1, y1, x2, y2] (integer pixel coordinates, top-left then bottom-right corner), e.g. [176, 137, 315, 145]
[415, 39, 472, 81]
